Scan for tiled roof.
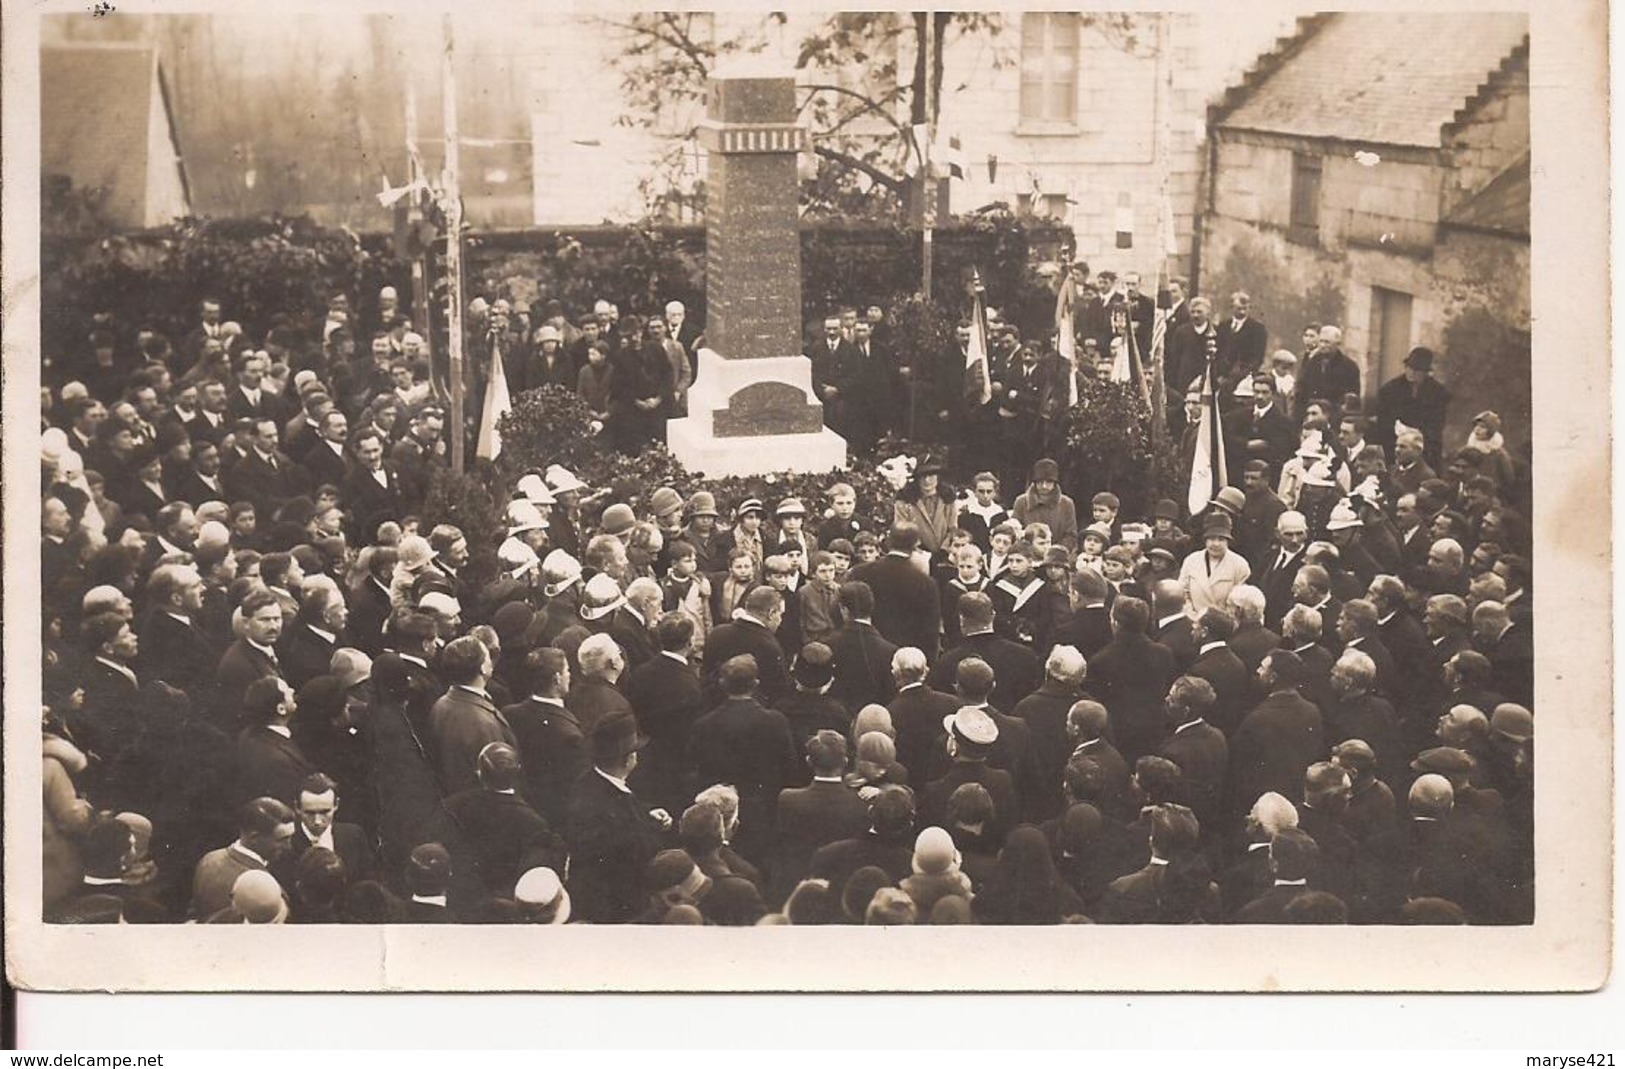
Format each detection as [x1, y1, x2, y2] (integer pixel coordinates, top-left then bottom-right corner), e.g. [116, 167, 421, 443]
[1444, 152, 1530, 238]
[1218, 12, 1529, 148]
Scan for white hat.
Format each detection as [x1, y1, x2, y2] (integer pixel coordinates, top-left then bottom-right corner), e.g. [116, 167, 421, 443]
[535, 324, 562, 344]
[516, 473, 557, 505]
[1350, 476, 1385, 508]
[1326, 499, 1363, 531]
[379, 286, 398, 301]
[506, 498, 548, 534]
[419, 591, 462, 618]
[579, 573, 625, 620]
[514, 867, 571, 923]
[1232, 377, 1255, 400]
[544, 464, 588, 494]
[498, 537, 541, 579]
[942, 706, 999, 747]
[541, 549, 583, 595]
[398, 535, 434, 571]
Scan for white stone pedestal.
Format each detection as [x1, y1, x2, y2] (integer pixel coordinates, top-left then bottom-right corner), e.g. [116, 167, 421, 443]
[666, 348, 848, 477]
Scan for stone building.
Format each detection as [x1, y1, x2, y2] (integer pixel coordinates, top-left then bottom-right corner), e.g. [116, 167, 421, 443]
[1198, 11, 1531, 446]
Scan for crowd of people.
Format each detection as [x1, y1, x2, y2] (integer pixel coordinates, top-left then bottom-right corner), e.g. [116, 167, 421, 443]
[39, 270, 1535, 927]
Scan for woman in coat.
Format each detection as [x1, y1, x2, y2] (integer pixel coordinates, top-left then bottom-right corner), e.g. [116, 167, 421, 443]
[892, 457, 959, 558]
[44, 719, 96, 908]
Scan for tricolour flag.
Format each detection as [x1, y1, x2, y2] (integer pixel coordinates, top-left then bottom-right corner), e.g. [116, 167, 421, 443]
[475, 335, 512, 461]
[965, 272, 993, 407]
[1186, 359, 1227, 516]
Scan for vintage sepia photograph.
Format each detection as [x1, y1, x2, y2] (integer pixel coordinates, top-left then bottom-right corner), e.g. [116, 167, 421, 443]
[2, 0, 1610, 995]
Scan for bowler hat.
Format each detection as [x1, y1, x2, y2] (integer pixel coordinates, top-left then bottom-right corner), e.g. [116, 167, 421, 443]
[1201, 514, 1233, 541]
[687, 490, 719, 518]
[1405, 347, 1435, 371]
[1211, 486, 1246, 515]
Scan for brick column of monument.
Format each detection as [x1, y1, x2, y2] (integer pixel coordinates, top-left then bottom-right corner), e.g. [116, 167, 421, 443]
[666, 68, 847, 477]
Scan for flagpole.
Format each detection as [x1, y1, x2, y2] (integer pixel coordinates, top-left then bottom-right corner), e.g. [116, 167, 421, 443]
[405, 73, 431, 358]
[921, 9, 936, 301]
[442, 14, 466, 475]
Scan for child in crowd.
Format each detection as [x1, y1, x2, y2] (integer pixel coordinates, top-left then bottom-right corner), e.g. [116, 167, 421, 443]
[798, 550, 843, 645]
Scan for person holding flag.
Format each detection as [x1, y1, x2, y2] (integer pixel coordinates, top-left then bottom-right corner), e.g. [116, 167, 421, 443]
[1185, 349, 1230, 522]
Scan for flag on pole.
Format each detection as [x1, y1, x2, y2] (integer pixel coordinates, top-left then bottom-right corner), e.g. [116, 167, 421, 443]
[476, 334, 511, 461]
[965, 272, 993, 407]
[1054, 268, 1079, 406]
[1187, 359, 1227, 516]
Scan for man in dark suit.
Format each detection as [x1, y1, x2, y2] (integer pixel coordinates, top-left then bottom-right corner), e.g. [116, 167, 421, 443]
[608, 580, 660, 670]
[1295, 761, 1358, 903]
[1148, 580, 1197, 670]
[885, 646, 959, 782]
[806, 785, 918, 889]
[622, 613, 706, 816]
[1087, 596, 1178, 764]
[565, 711, 672, 924]
[1225, 585, 1281, 676]
[1231, 376, 1298, 476]
[215, 589, 286, 726]
[189, 797, 297, 921]
[302, 409, 351, 490]
[848, 523, 942, 658]
[340, 428, 406, 542]
[235, 677, 319, 807]
[1368, 574, 1434, 710]
[927, 592, 1043, 714]
[701, 585, 791, 709]
[1166, 296, 1218, 415]
[1336, 599, 1400, 701]
[1474, 601, 1532, 709]
[138, 563, 217, 696]
[429, 743, 563, 911]
[1010, 644, 1094, 823]
[1280, 604, 1337, 715]
[271, 772, 377, 890]
[278, 585, 346, 691]
[1214, 292, 1268, 393]
[1185, 608, 1252, 738]
[1231, 827, 1321, 923]
[685, 655, 800, 865]
[503, 647, 588, 831]
[428, 635, 517, 798]
[1255, 511, 1310, 629]
[1065, 700, 1134, 822]
[826, 580, 899, 716]
[224, 417, 311, 519]
[1227, 651, 1326, 823]
[809, 316, 859, 436]
[1373, 348, 1450, 469]
[169, 440, 231, 508]
[769, 730, 871, 904]
[1096, 803, 1211, 924]
[1056, 568, 1114, 658]
[1296, 325, 1361, 415]
[921, 707, 1020, 844]
[1158, 675, 1230, 834]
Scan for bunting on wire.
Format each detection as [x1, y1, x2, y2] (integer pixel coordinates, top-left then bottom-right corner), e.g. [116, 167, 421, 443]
[475, 333, 511, 461]
[964, 271, 993, 407]
[1186, 358, 1227, 516]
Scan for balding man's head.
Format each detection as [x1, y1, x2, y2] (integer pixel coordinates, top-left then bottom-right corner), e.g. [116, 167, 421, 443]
[1045, 645, 1086, 685]
[1471, 600, 1511, 644]
[1249, 791, 1299, 835]
[1409, 774, 1455, 819]
[955, 657, 995, 702]
[957, 591, 995, 631]
[1151, 579, 1185, 616]
[1066, 699, 1111, 742]
[890, 646, 928, 685]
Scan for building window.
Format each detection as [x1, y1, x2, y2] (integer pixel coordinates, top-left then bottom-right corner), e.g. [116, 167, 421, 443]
[1020, 13, 1079, 126]
[1290, 152, 1322, 245]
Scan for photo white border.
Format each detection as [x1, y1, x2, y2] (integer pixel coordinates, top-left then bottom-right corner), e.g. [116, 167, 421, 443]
[3, 0, 1611, 996]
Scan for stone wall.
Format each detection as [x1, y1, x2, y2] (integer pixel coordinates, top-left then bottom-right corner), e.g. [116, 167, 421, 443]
[1444, 53, 1530, 215]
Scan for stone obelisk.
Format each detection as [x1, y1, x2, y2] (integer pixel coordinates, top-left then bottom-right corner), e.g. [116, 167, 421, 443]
[665, 67, 847, 477]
